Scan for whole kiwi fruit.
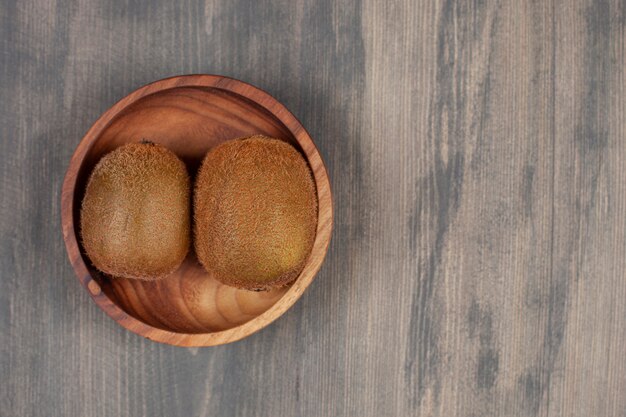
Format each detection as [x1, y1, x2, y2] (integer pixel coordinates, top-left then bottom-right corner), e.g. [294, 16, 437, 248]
[80, 141, 191, 280]
[194, 135, 318, 291]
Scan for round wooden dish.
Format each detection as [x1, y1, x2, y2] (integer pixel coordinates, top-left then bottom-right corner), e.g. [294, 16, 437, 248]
[61, 75, 333, 347]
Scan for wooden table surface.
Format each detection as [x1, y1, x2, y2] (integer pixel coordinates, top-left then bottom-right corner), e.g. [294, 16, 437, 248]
[2, 0, 625, 416]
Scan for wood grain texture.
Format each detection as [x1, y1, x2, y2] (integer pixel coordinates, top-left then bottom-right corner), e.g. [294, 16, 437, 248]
[61, 75, 333, 346]
[1, 0, 625, 416]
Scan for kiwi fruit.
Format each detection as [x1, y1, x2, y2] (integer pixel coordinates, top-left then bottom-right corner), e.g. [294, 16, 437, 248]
[194, 135, 318, 291]
[80, 141, 191, 280]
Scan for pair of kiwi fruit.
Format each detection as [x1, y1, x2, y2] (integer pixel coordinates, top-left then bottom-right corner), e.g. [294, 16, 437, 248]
[80, 136, 318, 291]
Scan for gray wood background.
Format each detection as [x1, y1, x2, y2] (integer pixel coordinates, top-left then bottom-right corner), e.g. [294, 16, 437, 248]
[2, 0, 625, 416]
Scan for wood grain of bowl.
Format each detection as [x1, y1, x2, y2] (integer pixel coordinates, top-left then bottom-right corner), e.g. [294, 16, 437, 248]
[61, 75, 333, 347]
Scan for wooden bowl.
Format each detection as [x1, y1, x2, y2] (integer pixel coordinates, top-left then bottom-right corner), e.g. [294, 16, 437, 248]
[61, 75, 333, 347]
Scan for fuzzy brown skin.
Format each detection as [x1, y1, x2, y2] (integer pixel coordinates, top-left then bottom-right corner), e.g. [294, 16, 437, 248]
[80, 142, 191, 280]
[194, 136, 318, 291]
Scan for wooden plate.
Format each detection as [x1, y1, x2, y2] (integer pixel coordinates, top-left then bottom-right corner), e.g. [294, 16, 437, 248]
[61, 75, 333, 347]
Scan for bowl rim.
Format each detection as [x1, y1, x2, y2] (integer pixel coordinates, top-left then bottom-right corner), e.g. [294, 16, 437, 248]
[60, 74, 334, 347]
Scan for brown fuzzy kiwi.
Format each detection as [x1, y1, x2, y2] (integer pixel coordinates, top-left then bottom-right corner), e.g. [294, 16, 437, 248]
[80, 141, 191, 280]
[194, 135, 318, 291]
